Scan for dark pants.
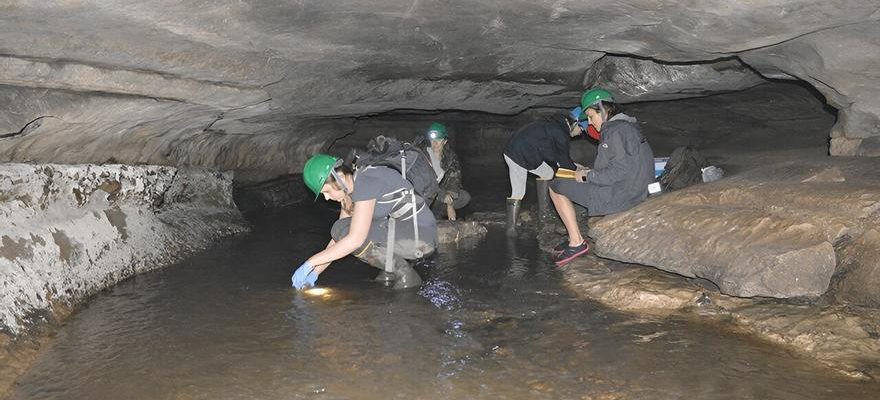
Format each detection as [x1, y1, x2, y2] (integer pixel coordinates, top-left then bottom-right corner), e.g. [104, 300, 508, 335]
[331, 217, 436, 269]
[431, 189, 471, 218]
[549, 179, 593, 209]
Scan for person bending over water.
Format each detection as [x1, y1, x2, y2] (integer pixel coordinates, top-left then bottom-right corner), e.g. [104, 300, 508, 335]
[291, 154, 437, 290]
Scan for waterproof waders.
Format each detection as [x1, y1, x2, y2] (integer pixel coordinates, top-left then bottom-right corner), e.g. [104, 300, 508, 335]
[357, 242, 422, 290]
[535, 178, 552, 223]
[505, 198, 520, 237]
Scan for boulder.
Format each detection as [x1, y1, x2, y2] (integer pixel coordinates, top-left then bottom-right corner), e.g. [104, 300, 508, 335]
[589, 155, 880, 300]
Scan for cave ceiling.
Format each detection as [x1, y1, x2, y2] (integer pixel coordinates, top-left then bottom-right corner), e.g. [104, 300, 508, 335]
[1, 0, 878, 172]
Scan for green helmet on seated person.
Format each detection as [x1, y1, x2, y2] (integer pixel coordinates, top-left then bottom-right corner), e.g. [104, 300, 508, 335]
[579, 88, 614, 119]
[427, 122, 448, 141]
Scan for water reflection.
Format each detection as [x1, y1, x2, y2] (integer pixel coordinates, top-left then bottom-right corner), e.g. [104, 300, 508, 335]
[10, 208, 880, 400]
[505, 235, 530, 280]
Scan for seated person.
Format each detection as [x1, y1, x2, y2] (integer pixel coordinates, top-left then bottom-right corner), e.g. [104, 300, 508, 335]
[550, 88, 654, 266]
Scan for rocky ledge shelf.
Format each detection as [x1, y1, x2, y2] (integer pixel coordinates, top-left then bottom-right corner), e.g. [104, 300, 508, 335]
[545, 152, 880, 379]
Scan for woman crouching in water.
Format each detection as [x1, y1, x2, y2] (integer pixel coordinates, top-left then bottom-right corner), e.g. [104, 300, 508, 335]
[291, 154, 437, 290]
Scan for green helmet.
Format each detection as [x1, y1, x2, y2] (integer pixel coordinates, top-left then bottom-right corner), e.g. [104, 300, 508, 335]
[427, 122, 448, 140]
[579, 88, 614, 119]
[302, 153, 341, 199]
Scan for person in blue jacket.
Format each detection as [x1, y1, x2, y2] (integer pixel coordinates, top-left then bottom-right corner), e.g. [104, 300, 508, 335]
[550, 88, 654, 266]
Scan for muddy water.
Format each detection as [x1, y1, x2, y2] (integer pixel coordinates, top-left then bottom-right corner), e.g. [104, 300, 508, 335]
[11, 205, 880, 400]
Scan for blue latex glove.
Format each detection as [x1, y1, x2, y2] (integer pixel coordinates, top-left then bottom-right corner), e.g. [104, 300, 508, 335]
[291, 261, 319, 290]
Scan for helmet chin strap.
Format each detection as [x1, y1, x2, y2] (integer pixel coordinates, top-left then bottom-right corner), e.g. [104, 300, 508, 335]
[329, 168, 351, 194]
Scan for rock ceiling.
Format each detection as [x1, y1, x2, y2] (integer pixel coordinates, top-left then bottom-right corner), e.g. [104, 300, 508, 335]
[1, 1, 878, 174]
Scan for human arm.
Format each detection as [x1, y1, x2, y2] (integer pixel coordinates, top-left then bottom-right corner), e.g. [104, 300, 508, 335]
[440, 145, 463, 193]
[306, 199, 376, 274]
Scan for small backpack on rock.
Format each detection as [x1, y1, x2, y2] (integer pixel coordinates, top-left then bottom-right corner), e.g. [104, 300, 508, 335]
[658, 146, 709, 191]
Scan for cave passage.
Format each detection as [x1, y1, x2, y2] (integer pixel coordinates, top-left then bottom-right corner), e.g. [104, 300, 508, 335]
[4, 2, 880, 396]
[11, 81, 878, 399]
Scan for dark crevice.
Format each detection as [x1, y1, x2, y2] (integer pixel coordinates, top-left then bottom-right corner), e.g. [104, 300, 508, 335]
[0, 116, 57, 139]
[324, 119, 358, 153]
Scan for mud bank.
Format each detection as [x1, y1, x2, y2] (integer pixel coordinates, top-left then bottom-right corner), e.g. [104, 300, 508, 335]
[0, 163, 249, 396]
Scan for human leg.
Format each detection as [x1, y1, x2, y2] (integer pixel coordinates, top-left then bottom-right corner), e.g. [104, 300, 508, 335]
[503, 155, 529, 236]
[445, 189, 470, 221]
[548, 185, 585, 246]
[548, 180, 591, 266]
[451, 189, 471, 209]
[332, 218, 424, 288]
[354, 242, 417, 286]
[504, 154, 528, 200]
[535, 179, 552, 223]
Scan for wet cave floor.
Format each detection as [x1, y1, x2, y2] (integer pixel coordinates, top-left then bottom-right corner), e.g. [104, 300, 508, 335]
[9, 203, 880, 399]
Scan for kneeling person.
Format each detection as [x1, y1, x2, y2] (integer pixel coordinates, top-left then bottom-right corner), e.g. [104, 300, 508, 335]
[292, 154, 438, 290]
[422, 122, 470, 221]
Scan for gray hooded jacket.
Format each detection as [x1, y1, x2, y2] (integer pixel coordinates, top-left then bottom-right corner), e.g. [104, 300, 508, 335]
[583, 113, 654, 216]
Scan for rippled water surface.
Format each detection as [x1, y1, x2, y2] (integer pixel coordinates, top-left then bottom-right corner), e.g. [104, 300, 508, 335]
[11, 206, 880, 399]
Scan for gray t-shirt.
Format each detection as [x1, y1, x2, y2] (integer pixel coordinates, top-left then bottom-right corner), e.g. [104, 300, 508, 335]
[351, 166, 438, 246]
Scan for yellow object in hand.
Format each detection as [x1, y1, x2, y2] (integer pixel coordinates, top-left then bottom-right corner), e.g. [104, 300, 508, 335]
[555, 168, 577, 179]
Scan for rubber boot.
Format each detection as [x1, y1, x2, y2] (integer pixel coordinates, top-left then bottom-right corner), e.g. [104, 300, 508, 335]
[357, 244, 396, 283]
[535, 179, 551, 224]
[392, 258, 422, 290]
[374, 270, 396, 283]
[357, 243, 421, 289]
[505, 198, 521, 237]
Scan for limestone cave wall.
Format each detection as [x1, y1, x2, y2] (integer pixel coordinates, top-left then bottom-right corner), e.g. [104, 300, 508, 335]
[0, 1, 878, 179]
[0, 164, 248, 335]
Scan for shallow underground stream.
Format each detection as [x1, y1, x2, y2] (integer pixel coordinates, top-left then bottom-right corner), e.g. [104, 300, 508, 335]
[8, 84, 880, 399]
[10, 208, 880, 398]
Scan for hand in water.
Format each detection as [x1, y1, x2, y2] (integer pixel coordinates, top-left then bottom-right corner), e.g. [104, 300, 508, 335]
[291, 261, 318, 290]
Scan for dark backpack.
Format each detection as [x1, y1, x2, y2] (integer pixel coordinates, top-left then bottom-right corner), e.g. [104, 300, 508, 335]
[348, 135, 440, 204]
[658, 146, 709, 191]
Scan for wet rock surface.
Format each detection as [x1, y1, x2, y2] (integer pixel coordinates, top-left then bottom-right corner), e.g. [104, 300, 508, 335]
[555, 252, 880, 379]
[530, 147, 880, 378]
[0, 163, 249, 336]
[437, 220, 488, 244]
[589, 154, 880, 301]
[543, 200, 880, 378]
